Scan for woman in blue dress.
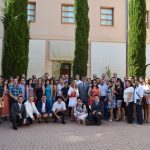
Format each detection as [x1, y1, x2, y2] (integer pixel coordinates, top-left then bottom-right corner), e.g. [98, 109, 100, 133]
[50, 78, 56, 105]
[45, 79, 52, 108]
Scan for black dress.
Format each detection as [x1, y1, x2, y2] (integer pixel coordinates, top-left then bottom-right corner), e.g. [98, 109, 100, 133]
[61, 87, 69, 107]
[35, 85, 43, 105]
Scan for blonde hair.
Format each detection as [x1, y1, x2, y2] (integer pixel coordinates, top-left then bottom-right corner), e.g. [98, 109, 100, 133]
[71, 80, 77, 89]
[145, 77, 150, 86]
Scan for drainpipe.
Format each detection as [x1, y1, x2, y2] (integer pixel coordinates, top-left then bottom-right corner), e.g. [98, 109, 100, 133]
[126, 0, 128, 77]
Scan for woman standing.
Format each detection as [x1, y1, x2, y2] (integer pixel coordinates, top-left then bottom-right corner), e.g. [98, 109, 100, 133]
[61, 81, 69, 108]
[50, 78, 56, 104]
[68, 80, 79, 120]
[26, 79, 34, 100]
[2, 79, 9, 119]
[45, 79, 52, 107]
[88, 80, 100, 106]
[115, 78, 124, 121]
[61, 81, 69, 117]
[107, 80, 115, 122]
[35, 78, 45, 105]
[144, 77, 150, 123]
[124, 80, 134, 124]
[0, 77, 4, 123]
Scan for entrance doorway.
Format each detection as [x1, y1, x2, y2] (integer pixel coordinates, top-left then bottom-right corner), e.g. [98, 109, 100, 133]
[60, 63, 71, 77]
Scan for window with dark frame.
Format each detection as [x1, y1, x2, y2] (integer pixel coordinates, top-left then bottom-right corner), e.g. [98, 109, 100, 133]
[61, 4, 75, 24]
[100, 7, 114, 26]
[147, 11, 150, 29]
[27, 3, 36, 22]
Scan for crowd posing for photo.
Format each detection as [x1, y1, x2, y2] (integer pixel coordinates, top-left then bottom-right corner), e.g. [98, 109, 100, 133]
[0, 73, 150, 130]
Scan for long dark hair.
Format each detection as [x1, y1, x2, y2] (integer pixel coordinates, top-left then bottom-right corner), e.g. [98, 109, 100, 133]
[45, 79, 50, 87]
[125, 79, 133, 87]
[91, 80, 99, 89]
[27, 78, 34, 88]
[116, 78, 124, 89]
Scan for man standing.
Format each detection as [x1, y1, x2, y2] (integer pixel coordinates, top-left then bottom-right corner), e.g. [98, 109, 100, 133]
[78, 76, 89, 106]
[9, 78, 22, 110]
[98, 79, 108, 120]
[75, 75, 82, 86]
[64, 74, 71, 85]
[52, 96, 66, 124]
[57, 78, 64, 96]
[10, 96, 27, 130]
[19, 78, 26, 102]
[92, 74, 97, 81]
[134, 79, 144, 125]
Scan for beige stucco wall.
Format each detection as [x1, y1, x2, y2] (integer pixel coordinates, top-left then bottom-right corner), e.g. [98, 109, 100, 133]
[29, 0, 150, 43]
[91, 42, 126, 79]
[146, 44, 150, 76]
[0, 0, 149, 42]
[29, 0, 127, 43]
[27, 40, 46, 78]
[147, 0, 150, 43]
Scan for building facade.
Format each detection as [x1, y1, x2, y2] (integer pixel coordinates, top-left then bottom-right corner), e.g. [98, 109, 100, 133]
[0, 0, 150, 79]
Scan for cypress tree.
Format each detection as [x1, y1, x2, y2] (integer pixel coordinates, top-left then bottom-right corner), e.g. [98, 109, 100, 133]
[128, 0, 146, 77]
[73, 0, 90, 78]
[2, 0, 29, 78]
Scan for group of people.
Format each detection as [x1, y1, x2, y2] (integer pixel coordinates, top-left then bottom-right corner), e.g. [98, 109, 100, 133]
[0, 72, 150, 130]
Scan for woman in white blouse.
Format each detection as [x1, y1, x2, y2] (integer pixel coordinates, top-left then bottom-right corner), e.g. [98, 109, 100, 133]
[124, 80, 134, 124]
[68, 80, 79, 120]
[144, 77, 150, 122]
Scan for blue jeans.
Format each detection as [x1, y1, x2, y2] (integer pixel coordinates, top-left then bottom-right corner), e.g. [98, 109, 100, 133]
[101, 96, 108, 120]
[136, 104, 143, 124]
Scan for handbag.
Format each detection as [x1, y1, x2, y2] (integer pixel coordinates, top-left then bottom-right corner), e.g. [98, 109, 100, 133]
[0, 97, 4, 108]
[136, 92, 143, 105]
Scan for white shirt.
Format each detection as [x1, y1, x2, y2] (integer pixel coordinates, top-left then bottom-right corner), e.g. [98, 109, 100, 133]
[124, 87, 134, 102]
[52, 101, 66, 112]
[134, 85, 144, 103]
[75, 80, 82, 86]
[18, 103, 22, 110]
[41, 102, 46, 113]
[57, 84, 64, 96]
[68, 87, 79, 98]
[24, 101, 40, 118]
[98, 84, 108, 96]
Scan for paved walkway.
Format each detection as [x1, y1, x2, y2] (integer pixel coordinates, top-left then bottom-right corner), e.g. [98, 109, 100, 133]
[0, 120, 150, 150]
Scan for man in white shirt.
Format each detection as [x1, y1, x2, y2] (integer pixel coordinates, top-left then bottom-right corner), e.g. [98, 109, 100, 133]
[52, 96, 66, 124]
[134, 79, 144, 125]
[24, 96, 41, 124]
[75, 75, 82, 86]
[98, 79, 108, 120]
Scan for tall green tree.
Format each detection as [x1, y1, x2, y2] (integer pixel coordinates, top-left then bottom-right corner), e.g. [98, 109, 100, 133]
[2, 0, 29, 77]
[73, 0, 90, 78]
[128, 0, 146, 77]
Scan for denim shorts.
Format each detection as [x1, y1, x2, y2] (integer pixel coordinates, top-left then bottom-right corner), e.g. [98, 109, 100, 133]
[116, 100, 123, 108]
